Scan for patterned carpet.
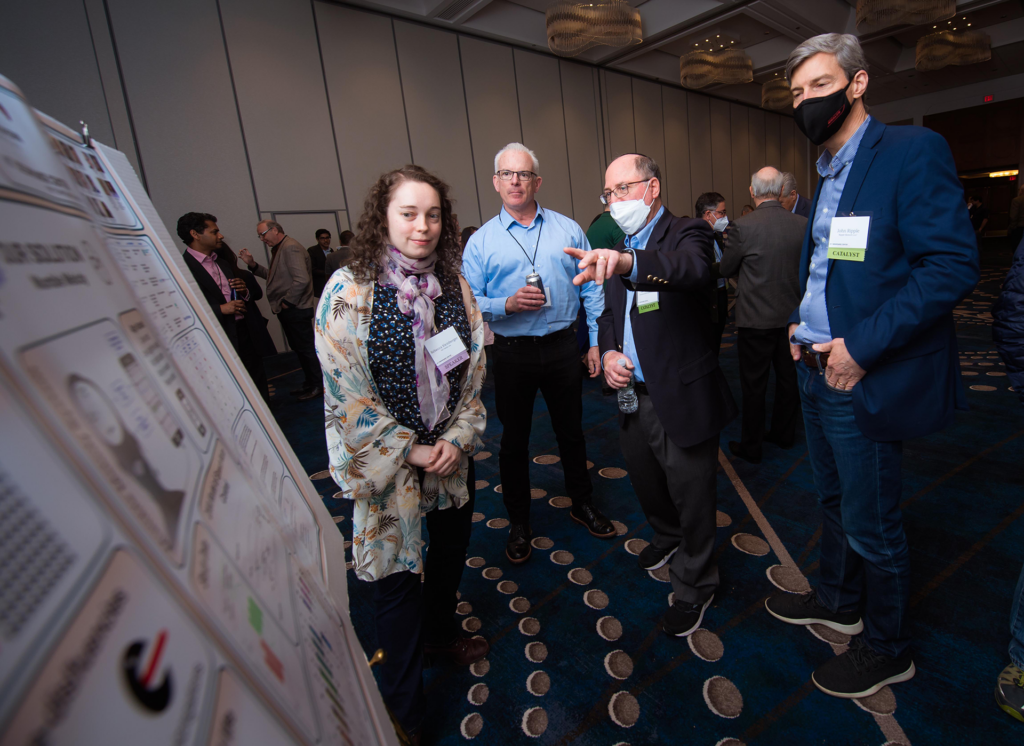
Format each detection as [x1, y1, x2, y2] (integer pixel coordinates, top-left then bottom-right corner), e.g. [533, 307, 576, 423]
[268, 244, 1022, 745]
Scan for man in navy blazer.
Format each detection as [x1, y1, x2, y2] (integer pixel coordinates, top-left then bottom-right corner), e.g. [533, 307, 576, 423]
[763, 34, 978, 700]
[566, 154, 737, 639]
[781, 173, 813, 219]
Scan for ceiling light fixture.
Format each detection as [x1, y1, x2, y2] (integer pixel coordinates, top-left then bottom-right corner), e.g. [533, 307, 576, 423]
[545, 0, 642, 57]
[916, 28, 991, 71]
[761, 77, 793, 110]
[856, 0, 955, 29]
[680, 46, 753, 89]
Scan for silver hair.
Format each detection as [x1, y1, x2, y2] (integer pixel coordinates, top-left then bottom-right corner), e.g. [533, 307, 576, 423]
[494, 142, 540, 173]
[751, 169, 785, 200]
[786, 33, 868, 83]
[781, 171, 799, 197]
[631, 154, 661, 182]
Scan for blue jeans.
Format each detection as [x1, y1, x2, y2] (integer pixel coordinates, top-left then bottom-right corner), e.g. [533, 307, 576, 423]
[797, 364, 911, 659]
[1011, 561, 1024, 667]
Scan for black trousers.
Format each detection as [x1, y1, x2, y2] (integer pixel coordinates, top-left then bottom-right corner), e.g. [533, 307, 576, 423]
[491, 329, 593, 525]
[277, 305, 322, 390]
[234, 322, 269, 403]
[373, 460, 475, 734]
[619, 393, 719, 604]
[736, 326, 800, 456]
[712, 285, 729, 357]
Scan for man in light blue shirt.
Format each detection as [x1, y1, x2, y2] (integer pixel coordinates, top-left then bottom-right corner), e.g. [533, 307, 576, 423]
[462, 143, 615, 564]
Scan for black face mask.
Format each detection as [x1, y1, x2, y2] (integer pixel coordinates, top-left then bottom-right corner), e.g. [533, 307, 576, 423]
[793, 80, 854, 146]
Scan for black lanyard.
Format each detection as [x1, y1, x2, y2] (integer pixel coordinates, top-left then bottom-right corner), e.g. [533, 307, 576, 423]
[506, 216, 544, 270]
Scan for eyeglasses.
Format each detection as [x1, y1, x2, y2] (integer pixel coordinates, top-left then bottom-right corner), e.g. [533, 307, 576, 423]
[707, 209, 727, 219]
[600, 179, 650, 205]
[258, 227, 272, 239]
[496, 170, 537, 182]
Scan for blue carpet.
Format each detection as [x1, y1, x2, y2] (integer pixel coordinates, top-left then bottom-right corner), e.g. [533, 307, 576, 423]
[268, 247, 1022, 745]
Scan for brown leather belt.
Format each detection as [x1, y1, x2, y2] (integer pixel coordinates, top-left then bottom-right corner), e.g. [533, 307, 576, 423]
[801, 347, 830, 372]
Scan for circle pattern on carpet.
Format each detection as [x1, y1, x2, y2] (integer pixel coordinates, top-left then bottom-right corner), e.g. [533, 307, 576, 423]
[533, 454, 560, 464]
[531, 537, 554, 550]
[525, 641, 548, 662]
[470, 659, 490, 677]
[519, 617, 541, 636]
[604, 650, 634, 680]
[648, 565, 671, 583]
[731, 533, 770, 556]
[704, 676, 743, 719]
[855, 686, 896, 715]
[597, 616, 623, 641]
[460, 712, 483, 738]
[466, 557, 485, 568]
[486, 518, 510, 529]
[608, 691, 640, 728]
[599, 467, 628, 479]
[584, 590, 610, 609]
[716, 510, 732, 527]
[510, 597, 531, 613]
[548, 496, 572, 508]
[624, 538, 649, 556]
[766, 565, 811, 593]
[497, 580, 519, 594]
[527, 671, 550, 696]
[475, 480, 489, 489]
[568, 568, 593, 585]
[308, 469, 331, 481]
[471, 512, 485, 522]
[688, 629, 724, 662]
[611, 520, 628, 535]
[467, 683, 489, 705]
[521, 707, 548, 738]
[530, 488, 547, 499]
[550, 550, 574, 565]
[462, 616, 481, 632]
[482, 567, 503, 580]
[473, 451, 492, 460]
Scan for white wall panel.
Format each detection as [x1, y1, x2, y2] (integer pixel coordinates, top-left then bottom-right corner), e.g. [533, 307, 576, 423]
[631, 79, 666, 205]
[514, 50, 574, 220]
[561, 61, 605, 227]
[220, 0, 344, 213]
[765, 112, 782, 170]
[603, 71, 636, 159]
[316, 4, 411, 216]
[461, 37, 520, 223]
[662, 87, 691, 217]
[104, 0, 258, 255]
[393, 21, 480, 226]
[730, 104, 750, 214]
[688, 94, 712, 209]
[0, 0, 116, 148]
[710, 98, 732, 205]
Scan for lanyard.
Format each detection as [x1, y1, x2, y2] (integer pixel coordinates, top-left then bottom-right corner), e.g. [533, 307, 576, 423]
[506, 215, 544, 270]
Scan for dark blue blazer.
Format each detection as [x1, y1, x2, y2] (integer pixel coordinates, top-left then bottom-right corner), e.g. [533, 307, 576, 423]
[794, 193, 812, 219]
[790, 117, 978, 441]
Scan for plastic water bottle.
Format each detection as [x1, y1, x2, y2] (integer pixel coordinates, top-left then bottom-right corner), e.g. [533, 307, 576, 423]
[617, 359, 638, 414]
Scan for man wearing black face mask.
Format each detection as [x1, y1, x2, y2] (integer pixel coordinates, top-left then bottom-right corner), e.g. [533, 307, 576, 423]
[764, 33, 978, 701]
[697, 192, 730, 355]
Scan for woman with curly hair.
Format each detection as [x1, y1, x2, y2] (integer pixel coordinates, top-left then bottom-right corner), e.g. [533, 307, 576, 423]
[314, 165, 487, 741]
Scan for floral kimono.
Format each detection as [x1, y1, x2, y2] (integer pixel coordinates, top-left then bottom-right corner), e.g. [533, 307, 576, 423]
[314, 267, 486, 582]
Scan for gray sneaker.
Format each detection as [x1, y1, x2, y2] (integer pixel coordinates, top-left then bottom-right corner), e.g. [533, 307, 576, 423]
[996, 663, 1024, 723]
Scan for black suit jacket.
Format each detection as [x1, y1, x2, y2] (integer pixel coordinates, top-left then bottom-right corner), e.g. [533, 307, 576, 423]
[719, 200, 806, 329]
[307, 245, 328, 297]
[793, 193, 812, 219]
[182, 251, 277, 357]
[598, 208, 738, 449]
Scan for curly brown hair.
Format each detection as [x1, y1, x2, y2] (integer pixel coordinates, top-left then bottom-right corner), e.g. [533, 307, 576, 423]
[349, 165, 462, 289]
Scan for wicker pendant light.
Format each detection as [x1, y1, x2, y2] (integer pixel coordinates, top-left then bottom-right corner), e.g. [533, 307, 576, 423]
[761, 77, 793, 110]
[679, 47, 753, 89]
[915, 29, 991, 71]
[856, 0, 955, 28]
[545, 0, 642, 58]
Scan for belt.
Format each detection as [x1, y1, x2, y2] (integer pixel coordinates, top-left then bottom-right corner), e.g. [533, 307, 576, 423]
[493, 326, 575, 346]
[800, 346, 830, 372]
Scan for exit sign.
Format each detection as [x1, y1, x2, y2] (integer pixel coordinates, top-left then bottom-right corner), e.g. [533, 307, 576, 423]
[984, 94, 994, 102]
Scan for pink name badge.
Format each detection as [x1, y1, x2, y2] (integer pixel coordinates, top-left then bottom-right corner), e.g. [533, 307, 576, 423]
[425, 326, 470, 374]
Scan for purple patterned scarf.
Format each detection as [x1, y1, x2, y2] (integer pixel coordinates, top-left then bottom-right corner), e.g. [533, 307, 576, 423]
[378, 245, 450, 430]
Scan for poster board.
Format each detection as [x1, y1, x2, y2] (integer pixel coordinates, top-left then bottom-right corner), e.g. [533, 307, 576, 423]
[0, 75, 395, 745]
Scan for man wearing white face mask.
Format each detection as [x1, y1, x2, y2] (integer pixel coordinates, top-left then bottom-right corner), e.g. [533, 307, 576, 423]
[566, 154, 738, 637]
[697, 192, 731, 354]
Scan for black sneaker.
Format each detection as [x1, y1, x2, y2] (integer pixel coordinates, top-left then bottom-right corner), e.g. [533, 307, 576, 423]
[995, 663, 1024, 723]
[663, 594, 714, 637]
[812, 636, 915, 698]
[765, 590, 864, 635]
[638, 543, 677, 571]
[505, 523, 532, 564]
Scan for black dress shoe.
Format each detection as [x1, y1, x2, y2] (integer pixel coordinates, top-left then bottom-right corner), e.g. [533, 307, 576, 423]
[290, 386, 312, 396]
[569, 504, 616, 538]
[764, 431, 795, 449]
[296, 386, 323, 402]
[506, 523, 532, 564]
[728, 441, 762, 465]
[423, 636, 489, 666]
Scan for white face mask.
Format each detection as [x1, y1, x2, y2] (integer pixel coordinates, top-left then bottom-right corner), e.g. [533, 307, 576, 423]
[713, 216, 729, 232]
[609, 181, 652, 236]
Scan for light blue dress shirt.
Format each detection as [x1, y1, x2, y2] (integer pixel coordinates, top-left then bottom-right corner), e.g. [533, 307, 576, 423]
[599, 205, 665, 383]
[793, 116, 872, 346]
[462, 203, 604, 345]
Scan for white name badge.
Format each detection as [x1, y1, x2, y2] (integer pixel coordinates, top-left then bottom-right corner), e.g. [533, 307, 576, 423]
[827, 215, 871, 262]
[637, 291, 659, 313]
[424, 326, 469, 374]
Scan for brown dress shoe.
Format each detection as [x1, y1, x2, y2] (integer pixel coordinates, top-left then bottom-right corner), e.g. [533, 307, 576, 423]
[423, 636, 489, 666]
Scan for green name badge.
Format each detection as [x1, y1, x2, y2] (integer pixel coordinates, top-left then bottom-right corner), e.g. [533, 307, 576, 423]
[827, 215, 871, 262]
[637, 291, 659, 313]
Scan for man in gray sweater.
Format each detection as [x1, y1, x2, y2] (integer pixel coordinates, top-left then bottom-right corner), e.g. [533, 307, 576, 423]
[241, 220, 322, 401]
[720, 167, 807, 463]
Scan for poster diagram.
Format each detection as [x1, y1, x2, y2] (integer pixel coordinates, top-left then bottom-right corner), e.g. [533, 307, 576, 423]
[1, 549, 214, 746]
[206, 669, 300, 746]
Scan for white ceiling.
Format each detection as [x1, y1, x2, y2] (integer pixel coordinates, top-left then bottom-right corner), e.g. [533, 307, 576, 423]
[336, 0, 1024, 109]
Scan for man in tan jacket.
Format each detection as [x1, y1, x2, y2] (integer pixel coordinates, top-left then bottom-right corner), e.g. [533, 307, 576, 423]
[240, 220, 322, 401]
